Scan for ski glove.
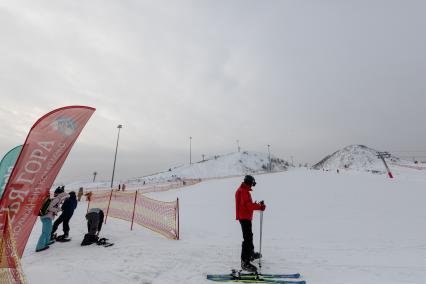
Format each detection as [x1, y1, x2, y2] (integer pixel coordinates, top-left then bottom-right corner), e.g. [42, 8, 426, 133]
[260, 204, 266, 211]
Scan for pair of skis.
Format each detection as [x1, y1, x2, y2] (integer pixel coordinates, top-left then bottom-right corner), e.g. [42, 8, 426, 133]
[207, 270, 305, 284]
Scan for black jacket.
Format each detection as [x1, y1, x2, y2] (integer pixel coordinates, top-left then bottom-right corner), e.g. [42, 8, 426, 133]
[61, 193, 77, 217]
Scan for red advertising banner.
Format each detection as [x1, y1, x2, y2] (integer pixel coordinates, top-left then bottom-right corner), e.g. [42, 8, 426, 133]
[0, 106, 95, 257]
[0, 210, 27, 283]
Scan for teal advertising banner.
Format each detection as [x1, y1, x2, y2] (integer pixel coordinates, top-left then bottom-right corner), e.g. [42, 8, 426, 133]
[0, 145, 22, 200]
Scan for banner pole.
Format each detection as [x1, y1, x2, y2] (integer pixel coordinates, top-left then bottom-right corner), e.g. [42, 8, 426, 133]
[105, 189, 113, 224]
[131, 190, 138, 231]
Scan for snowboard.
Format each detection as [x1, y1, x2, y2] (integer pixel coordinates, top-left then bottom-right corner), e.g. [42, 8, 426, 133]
[55, 235, 72, 242]
[97, 237, 114, 247]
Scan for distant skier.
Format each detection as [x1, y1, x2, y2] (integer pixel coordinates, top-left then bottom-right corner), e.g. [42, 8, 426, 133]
[77, 187, 84, 202]
[84, 191, 93, 201]
[235, 175, 266, 272]
[51, 191, 77, 240]
[81, 208, 104, 246]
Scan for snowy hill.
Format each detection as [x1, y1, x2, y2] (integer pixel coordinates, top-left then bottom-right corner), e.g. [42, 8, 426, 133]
[129, 151, 289, 184]
[65, 151, 290, 190]
[312, 145, 400, 173]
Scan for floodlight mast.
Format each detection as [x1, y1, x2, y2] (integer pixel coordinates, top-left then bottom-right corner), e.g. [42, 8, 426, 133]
[110, 124, 123, 188]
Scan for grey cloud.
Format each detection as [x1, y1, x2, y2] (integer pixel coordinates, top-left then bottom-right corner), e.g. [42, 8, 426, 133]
[0, 0, 425, 182]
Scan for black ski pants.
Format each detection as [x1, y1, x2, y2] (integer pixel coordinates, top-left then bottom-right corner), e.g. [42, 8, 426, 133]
[86, 212, 100, 235]
[239, 219, 254, 262]
[52, 214, 72, 236]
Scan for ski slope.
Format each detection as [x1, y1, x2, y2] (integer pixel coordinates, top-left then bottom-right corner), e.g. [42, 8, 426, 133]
[22, 168, 426, 284]
[312, 145, 401, 173]
[63, 151, 289, 190]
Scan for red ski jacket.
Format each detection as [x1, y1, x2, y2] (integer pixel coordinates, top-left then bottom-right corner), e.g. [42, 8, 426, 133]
[235, 183, 263, 220]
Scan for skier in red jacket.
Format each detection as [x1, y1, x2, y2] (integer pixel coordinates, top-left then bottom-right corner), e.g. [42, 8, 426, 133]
[235, 175, 266, 272]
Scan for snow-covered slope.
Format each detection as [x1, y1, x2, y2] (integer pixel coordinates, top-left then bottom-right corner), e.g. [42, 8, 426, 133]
[312, 145, 400, 172]
[130, 151, 289, 184]
[64, 151, 289, 190]
[23, 169, 426, 284]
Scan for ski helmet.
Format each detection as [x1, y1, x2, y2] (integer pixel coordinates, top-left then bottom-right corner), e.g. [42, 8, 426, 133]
[243, 175, 256, 187]
[54, 186, 64, 195]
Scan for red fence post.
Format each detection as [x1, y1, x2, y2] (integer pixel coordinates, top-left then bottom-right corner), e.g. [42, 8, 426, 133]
[130, 190, 138, 230]
[104, 189, 113, 224]
[176, 197, 180, 240]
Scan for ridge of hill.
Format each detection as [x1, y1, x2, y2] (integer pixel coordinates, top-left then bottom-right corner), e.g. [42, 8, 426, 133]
[312, 144, 399, 173]
[65, 151, 290, 190]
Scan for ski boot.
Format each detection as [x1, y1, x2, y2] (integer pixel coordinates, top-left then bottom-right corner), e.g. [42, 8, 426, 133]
[241, 260, 258, 273]
[50, 233, 57, 241]
[35, 245, 50, 252]
[56, 234, 71, 242]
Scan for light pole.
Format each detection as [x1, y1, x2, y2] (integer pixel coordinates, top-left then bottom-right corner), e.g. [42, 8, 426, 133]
[110, 124, 123, 188]
[237, 140, 241, 152]
[93, 171, 97, 182]
[189, 136, 192, 164]
[267, 144, 271, 172]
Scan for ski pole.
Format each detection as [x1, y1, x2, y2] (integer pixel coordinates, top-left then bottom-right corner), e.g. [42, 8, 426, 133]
[259, 201, 264, 273]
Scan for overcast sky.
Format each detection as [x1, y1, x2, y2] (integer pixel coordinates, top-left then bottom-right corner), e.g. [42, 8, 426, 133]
[0, 0, 425, 183]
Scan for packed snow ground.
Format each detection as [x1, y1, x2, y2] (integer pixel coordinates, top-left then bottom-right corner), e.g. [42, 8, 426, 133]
[22, 168, 426, 284]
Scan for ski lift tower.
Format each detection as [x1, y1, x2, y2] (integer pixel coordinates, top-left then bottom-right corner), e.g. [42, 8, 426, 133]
[377, 151, 393, 178]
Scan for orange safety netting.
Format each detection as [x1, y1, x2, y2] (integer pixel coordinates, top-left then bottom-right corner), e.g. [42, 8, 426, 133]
[88, 191, 179, 240]
[133, 194, 179, 240]
[109, 191, 136, 223]
[88, 191, 110, 212]
[0, 211, 27, 284]
[137, 179, 200, 194]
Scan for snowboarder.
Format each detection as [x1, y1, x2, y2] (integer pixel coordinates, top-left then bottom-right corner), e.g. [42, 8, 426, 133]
[77, 187, 84, 202]
[51, 191, 77, 240]
[36, 187, 68, 252]
[235, 175, 266, 272]
[81, 208, 104, 246]
[85, 191, 92, 201]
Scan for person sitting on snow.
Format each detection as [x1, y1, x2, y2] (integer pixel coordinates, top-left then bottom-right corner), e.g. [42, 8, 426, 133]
[235, 175, 266, 272]
[81, 207, 104, 246]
